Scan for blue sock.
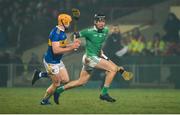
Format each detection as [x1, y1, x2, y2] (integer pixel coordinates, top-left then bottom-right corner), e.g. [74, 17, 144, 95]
[39, 72, 48, 78]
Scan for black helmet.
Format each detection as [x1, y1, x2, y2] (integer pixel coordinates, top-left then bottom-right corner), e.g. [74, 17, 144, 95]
[94, 13, 105, 22]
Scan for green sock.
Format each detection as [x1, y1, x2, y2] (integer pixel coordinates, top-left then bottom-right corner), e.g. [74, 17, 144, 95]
[56, 86, 65, 93]
[101, 86, 109, 95]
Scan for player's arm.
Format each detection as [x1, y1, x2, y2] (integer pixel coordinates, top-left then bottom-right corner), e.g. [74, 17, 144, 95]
[73, 28, 89, 39]
[68, 28, 88, 49]
[67, 28, 86, 44]
[52, 41, 80, 55]
[101, 50, 109, 60]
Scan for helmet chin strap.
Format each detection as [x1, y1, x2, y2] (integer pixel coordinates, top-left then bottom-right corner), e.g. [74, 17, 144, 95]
[61, 20, 68, 31]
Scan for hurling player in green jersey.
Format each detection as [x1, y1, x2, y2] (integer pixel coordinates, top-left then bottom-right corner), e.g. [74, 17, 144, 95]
[53, 13, 133, 104]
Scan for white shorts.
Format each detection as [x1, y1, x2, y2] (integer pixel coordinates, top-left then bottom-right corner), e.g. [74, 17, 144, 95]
[82, 54, 101, 71]
[43, 59, 65, 75]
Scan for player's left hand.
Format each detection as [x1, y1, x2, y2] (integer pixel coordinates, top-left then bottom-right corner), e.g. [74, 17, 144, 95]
[74, 39, 81, 44]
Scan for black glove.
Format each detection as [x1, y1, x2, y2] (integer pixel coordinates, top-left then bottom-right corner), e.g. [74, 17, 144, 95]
[73, 32, 80, 38]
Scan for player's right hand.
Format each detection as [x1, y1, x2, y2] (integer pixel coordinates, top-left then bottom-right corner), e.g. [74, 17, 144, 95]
[71, 41, 80, 49]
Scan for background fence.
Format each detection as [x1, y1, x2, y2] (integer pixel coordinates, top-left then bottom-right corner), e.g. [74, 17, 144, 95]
[0, 60, 179, 89]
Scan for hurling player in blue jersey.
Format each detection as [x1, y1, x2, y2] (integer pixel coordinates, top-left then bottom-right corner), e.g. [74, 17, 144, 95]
[34, 13, 81, 105]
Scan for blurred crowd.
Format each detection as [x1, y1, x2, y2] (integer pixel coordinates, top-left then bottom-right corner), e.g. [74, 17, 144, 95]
[0, 0, 180, 58]
[0, 0, 64, 50]
[0, 0, 101, 51]
[0, 0, 165, 51]
[104, 13, 180, 58]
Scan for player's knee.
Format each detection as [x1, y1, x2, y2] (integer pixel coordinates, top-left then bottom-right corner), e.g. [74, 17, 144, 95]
[52, 80, 60, 87]
[109, 66, 118, 74]
[65, 77, 70, 83]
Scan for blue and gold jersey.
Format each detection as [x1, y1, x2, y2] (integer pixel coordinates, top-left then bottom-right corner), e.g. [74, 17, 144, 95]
[44, 26, 67, 64]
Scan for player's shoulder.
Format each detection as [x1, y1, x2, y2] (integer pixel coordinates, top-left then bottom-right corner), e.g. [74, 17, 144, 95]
[86, 26, 108, 32]
[49, 26, 66, 40]
[79, 27, 94, 35]
[102, 26, 109, 34]
[104, 26, 109, 31]
[84, 27, 94, 32]
[50, 27, 58, 35]
[51, 26, 65, 35]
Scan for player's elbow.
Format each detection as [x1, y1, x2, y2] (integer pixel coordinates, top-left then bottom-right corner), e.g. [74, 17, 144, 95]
[52, 47, 63, 55]
[53, 50, 59, 55]
[61, 77, 70, 83]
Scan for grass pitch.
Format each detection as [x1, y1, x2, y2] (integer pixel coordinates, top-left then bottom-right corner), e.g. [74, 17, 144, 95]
[0, 88, 180, 114]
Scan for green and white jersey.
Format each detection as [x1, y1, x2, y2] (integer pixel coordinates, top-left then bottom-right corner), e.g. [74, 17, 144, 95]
[79, 26, 109, 56]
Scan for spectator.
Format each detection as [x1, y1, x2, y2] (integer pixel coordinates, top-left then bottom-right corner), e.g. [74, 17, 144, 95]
[123, 32, 134, 55]
[152, 32, 166, 56]
[163, 13, 180, 56]
[131, 27, 144, 41]
[103, 25, 122, 64]
[136, 35, 145, 55]
[163, 13, 180, 43]
[145, 38, 154, 56]
[115, 32, 131, 57]
[128, 28, 145, 55]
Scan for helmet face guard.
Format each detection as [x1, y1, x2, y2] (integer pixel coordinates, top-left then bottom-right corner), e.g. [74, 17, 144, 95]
[94, 14, 106, 22]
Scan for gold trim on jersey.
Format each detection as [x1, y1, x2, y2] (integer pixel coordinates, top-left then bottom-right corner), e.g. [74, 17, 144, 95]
[48, 39, 67, 47]
[48, 39, 52, 46]
[47, 64, 52, 74]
